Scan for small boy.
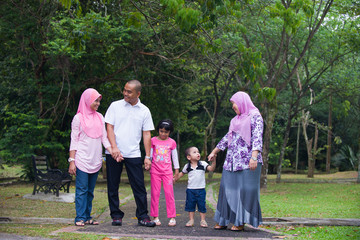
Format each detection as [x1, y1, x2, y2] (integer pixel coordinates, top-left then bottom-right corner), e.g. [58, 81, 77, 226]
[174, 146, 216, 228]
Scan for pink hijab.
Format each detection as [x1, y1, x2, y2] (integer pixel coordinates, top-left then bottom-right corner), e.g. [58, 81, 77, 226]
[228, 91, 260, 146]
[76, 88, 103, 139]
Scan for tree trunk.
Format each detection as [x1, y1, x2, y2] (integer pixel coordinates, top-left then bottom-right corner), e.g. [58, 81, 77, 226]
[326, 94, 332, 173]
[306, 138, 314, 178]
[177, 130, 180, 160]
[308, 124, 319, 178]
[261, 103, 277, 189]
[295, 123, 300, 174]
[276, 111, 292, 183]
[208, 128, 217, 179]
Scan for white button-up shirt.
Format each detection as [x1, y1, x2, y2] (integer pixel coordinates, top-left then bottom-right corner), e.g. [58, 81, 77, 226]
[105, 99, 154, 158]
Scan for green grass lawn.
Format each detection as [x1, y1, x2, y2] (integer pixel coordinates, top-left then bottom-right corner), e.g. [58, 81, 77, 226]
[261, 182, 360, 218]
[0, 180, 132, 219]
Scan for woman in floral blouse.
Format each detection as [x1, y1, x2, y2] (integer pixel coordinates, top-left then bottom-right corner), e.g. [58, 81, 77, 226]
[208, 91, 263, 231]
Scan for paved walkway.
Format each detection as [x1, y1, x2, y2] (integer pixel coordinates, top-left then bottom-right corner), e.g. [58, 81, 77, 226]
[57, 182, 279, 239]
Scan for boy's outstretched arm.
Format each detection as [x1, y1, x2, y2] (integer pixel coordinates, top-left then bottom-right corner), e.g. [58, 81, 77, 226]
[207, 158, 216, 172]
[174, 171, 184, 182]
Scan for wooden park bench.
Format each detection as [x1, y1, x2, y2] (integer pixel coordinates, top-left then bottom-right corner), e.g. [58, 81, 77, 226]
[32, 155, 72, 197]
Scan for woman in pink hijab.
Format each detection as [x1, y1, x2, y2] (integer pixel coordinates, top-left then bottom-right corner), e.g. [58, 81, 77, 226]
[69, 88, 112, 226]
[208, 91, 264, 231]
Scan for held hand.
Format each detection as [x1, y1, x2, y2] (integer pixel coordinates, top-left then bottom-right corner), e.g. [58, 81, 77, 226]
[68, 162, 76, 176]
[173, 172, 179, 182]
[208, 153, 217, 162]
[111, 146, 123, 162]
[249, 159, 257, 170]
[116, 152, 124, 162]
[144, 158, 151, 171]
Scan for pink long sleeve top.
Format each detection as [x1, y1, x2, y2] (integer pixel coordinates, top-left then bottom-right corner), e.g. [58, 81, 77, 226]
[69, 114, 111, 174]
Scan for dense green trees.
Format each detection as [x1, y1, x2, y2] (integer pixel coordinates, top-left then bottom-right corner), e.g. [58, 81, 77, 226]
[0, 0, 359, 185]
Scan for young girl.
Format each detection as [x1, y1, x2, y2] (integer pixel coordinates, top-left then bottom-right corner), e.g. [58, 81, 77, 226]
[150, 119, 180, 227]
[175, 146, 216, 228]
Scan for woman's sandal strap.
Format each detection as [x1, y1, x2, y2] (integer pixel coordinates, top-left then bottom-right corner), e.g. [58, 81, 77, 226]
[75, 220, 85, 226]
[85, 219, 99, 225]
[214, 224, 227, 230]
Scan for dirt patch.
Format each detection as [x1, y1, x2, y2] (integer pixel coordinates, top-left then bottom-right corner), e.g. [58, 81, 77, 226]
[315, 171, 358, 179]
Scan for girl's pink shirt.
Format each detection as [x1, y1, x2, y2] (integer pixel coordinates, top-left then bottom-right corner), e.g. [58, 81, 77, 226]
[70, 114, 111, 174]
[150, 137, 177, 175]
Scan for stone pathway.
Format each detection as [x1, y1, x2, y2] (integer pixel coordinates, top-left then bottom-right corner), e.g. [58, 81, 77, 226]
[68, 182, 279, 239]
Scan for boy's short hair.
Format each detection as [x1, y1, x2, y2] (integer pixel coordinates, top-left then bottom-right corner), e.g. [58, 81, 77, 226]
[185, 146, 195, 158]
[156, 119, 174, 133]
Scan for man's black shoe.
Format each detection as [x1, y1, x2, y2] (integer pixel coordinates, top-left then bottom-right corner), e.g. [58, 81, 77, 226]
[112, 218, 122, 226]
[138, 218, 156, 227]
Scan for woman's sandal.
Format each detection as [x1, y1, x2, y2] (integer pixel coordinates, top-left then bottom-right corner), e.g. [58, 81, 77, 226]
[231, 225, 244, 231]
[200, 220, 208, 228]
[85, 219, 99, 225]
[75, 220, 85, 227]
[214, 223, 227, 230]
[168, 218, 176, 227]
[185, 219, 194, 227]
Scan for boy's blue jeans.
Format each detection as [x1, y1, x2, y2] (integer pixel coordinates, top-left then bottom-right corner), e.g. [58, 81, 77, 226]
[75, 168, 99, 223]
[185, 188, 207, 213]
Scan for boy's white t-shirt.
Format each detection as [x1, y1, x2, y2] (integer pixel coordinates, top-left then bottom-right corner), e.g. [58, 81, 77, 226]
[104, 99, 154, 158]
[181, 161, 209, 189]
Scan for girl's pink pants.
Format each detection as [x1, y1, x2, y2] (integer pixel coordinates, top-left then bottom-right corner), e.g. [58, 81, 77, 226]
[150, 173, 176, 218]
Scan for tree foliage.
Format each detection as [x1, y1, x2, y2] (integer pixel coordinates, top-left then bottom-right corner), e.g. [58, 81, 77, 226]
[0, 0, 359, 183]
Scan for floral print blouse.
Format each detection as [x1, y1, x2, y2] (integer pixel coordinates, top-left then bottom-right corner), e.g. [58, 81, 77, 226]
[217, 114, 264, 171]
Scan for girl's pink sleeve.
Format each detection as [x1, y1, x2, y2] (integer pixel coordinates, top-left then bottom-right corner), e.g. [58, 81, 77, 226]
[69, 115, 80, 151]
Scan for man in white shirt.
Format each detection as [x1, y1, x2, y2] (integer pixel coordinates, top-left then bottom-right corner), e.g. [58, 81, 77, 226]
[105, 80, 155, 227]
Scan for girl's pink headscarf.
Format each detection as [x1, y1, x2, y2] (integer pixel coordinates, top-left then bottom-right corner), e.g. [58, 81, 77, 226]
[77, 88, 103, 139]
[228, 91, 261, 146]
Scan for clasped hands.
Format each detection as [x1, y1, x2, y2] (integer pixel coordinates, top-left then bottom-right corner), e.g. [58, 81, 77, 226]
[110, 146, 124, 162]
[207, 152, 217, 162]
[110, 146, 151, 171]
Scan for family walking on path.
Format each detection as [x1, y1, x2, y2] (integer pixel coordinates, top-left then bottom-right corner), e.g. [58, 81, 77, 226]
[68, 80, 264, 233]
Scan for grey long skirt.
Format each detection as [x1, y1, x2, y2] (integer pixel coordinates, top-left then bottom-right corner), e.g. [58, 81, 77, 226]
[214, 163, 262, 228]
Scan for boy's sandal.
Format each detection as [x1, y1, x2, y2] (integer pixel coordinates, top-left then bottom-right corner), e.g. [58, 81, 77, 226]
[85, 219, 99, 225]
[214, 223, 227, 230]
[168, 218, 176, 227]
[75, 220, 85, 227]
[200, 220, 208, 228]
[185, 219, 194, 227]
[231, 225, 244, 231]
[153, 218, 161, 226]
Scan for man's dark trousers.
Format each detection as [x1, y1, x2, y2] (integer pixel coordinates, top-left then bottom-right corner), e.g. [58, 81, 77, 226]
[106, 154, 149, 220]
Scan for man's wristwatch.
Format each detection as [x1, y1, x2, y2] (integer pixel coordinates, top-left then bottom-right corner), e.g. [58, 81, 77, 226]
[145, 156, 151, 159]
[68, 157, 75, 163]
[251, 156, 257, 161]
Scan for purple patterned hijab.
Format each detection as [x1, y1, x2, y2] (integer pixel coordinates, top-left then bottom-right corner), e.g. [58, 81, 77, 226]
[228, 91, 260, 145]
